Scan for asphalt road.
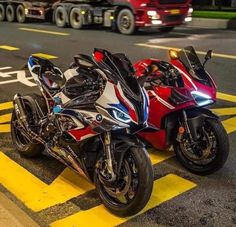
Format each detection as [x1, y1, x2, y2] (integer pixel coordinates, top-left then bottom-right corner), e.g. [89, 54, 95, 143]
[0, 22, 236, 227]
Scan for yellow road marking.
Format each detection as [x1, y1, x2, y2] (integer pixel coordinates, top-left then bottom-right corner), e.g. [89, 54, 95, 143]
[0, 101, 13, 111]
[222, 117, 236, 134]
[32, 53, 58, 59]
[149, 149, 174, 165]
[212, 107, 236, 116]
[0, 152, 94, 211]
[217, 92, 236, 103]
[0, 124, 10, 133]
[51, 174, 196, 227]
[0, 113, 12, 124]
[0, 45, 19, 51]
[135, 43, 236, 60]
[19, 28, 70, 36]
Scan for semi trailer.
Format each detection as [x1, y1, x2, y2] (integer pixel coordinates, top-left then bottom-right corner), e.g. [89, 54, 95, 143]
[0, 0, 193, 35]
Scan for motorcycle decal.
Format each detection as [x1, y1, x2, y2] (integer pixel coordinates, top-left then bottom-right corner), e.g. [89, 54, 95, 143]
[149, 90, 175, 110]
[67, 126, 97, 141]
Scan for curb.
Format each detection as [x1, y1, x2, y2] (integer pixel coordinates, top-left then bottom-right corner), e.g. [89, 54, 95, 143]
[187, 18, 236, 30]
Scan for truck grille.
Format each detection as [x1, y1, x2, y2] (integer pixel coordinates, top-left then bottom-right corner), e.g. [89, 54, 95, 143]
[159, 0, 188, 4]
[163, 15, 185, 23]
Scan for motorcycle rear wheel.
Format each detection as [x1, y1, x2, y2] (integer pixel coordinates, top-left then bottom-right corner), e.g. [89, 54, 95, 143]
[11, 94, 46, 158]
[94, 146, 153, 217]
[174, 119, 229, 175]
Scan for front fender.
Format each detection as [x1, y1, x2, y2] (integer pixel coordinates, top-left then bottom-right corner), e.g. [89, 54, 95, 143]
[111, 133, 145, 173]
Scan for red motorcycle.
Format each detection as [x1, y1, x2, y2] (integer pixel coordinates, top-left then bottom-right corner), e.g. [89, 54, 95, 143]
[135, 46, 229, 175]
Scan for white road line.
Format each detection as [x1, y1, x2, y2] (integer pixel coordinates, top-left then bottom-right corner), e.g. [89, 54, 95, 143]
[0, 67, 12, 71]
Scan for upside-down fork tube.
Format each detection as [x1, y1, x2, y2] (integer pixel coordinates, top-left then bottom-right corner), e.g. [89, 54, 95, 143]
[13, 94, 45, 145]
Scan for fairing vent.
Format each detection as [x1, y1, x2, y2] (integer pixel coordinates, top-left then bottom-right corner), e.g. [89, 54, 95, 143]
[169, 89, 192, 105]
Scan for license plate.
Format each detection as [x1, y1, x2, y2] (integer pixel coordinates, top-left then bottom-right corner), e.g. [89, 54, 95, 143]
[170, 9, 180, 15]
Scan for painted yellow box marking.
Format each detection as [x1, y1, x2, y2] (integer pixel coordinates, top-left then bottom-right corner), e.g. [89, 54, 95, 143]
[0, 152, 94, 211]
[0, 45, 19, 51]
[51, 174, 196, 227]
[149, 149, 174, 165]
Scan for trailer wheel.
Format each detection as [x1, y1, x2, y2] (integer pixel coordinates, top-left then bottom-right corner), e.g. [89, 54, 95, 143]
[117, 9, 136, 35]
[0, 4, 5, 21]
[55, 6, 67, 27]
[70, 8, 83, 29]
[16, 5, 26, 23]
[6, 4, 16, 22]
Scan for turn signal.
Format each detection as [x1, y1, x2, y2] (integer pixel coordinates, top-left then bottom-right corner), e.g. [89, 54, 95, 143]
[169, 49, 179, 60]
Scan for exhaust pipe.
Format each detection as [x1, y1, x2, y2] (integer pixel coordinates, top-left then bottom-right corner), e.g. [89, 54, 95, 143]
[13, 94, 28, 128]
[13, 94, 46, 145]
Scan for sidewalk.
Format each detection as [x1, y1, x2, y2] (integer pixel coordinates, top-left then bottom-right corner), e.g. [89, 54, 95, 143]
[0, 192, 39, 227]
[188, 18, 236, 29]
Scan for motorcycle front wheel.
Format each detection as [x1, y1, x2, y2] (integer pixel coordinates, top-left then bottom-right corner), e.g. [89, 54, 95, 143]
[94, 146, 153, 217]
[174, 118, 229, 175]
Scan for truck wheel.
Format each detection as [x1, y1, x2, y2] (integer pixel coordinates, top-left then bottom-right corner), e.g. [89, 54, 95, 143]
[70, 8, 83, 29]
[6, 4, 16, 22]
[117, 9, 136, 35]
[16, 5, 26, 23]
[55, 6, 67, 27]
[158, 26, 174, 33]
[0, 4, 5, 21]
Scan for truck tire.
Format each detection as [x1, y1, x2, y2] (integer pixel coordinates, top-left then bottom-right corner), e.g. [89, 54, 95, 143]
[16, 5, 26, 23]
[55, 6, 67, 27]
[70, 8, 83, 29]
[0, 4, 5, 21]
[6, 4, 16, 22]
[117, 9, 136, 35]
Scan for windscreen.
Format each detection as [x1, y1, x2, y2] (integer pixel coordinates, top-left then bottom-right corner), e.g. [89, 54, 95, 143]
[178, 46, 211, 86]
[93, 49, 141, 100]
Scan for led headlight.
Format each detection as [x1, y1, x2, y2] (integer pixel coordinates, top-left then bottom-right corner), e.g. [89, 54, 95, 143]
[112, 109, 131, 123]
[188, 7, 193, 14]
[191, 91, 214, 107]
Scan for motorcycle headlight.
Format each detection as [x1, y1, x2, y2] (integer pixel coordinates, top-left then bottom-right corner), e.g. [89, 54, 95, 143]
[191, 91, 214, 107]
[112, 109, 131, 123]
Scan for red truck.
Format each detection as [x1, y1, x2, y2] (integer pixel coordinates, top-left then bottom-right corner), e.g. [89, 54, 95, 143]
[0, 0, 192, 35]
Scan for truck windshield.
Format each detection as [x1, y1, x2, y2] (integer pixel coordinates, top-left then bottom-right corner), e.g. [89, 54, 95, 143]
[159, 0, 188, 4]
[178, 46, 211, 86]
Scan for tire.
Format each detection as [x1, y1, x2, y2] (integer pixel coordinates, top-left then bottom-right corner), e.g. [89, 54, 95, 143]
[69, 8, 83, 29]
[117, 9, 136, 35]
[94, 146, 153, 217]
[55, 6, 67, 28]
[11, 94, 46, 158]
[6, 4, 16, 22]
[0, 4, 5, 21]
[158, 26, 174, 33]
[16, 5, 26, 23]
[174, 119, 229, 175]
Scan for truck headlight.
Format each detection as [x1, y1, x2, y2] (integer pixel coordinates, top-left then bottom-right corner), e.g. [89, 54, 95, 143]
[188, 8, 193, 14]
[147, 11, 157, 16]
[191, 91, 213, 107]
[112, 109, 131, 123]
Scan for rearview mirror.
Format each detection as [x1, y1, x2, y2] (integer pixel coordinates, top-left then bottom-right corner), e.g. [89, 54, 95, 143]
[203, 50, 213, 67]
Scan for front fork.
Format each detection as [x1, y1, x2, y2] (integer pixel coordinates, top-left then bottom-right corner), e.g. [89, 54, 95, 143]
[104, 132, 116, 181]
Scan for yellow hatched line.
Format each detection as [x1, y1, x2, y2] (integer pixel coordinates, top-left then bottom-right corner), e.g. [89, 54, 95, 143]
[0, 124, 11, 133]
[32, 53, 58, 59]
[217, 92, 236, 103]
[212, 107, 236, 116]
[149, 149, 174, 165]
[19, 28, 70, 36]
[222, 117, 236, 134]
[0, 113, 12, 124]
[0, 45, 19, 51]
[51, 174, 196, 227]
[0, 102, 13, 111]
[0, 152, 94, 211]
